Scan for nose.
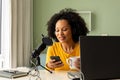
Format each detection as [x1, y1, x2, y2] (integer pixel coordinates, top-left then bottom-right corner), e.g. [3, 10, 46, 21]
[59, 30, 64, 35]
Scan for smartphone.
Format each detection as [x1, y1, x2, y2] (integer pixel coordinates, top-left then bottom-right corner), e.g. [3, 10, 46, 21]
[50, 56, 62, 63]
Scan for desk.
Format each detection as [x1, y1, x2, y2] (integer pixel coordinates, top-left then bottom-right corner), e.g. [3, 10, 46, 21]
[1, 67, 120, 80]
[0, 67, 71, 80]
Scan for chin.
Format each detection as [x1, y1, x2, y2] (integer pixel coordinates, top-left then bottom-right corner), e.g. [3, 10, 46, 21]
[59, 41, 66, 43]
[58, 39, 67, 43]
[59, 40, 65, 43]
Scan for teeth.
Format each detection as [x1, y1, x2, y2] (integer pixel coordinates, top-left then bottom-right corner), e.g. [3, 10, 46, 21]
[60, 37, 64, 40]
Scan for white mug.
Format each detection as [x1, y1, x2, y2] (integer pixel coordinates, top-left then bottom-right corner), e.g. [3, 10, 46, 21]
[66, 56, 80, 70]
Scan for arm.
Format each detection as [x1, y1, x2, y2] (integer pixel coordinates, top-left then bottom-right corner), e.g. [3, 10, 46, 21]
[45, 46, 63, 70]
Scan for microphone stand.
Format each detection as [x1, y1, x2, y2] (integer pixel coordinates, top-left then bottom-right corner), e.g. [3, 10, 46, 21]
[29, 34, 53, 75]
[31, 44, 52, 73]
[36, 56, 52, 73]
[28, 53, 52, 79]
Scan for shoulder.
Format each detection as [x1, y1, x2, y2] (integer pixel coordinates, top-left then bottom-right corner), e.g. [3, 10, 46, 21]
[75, 42, 80, 47]
[52, 42, 60, 46]
[47, 42, 61, 54]
[48, 42, 60, 49]
[74, 42, 80, 50]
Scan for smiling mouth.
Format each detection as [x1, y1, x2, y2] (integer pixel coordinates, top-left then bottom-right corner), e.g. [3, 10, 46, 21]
[59, 37, 65, 41]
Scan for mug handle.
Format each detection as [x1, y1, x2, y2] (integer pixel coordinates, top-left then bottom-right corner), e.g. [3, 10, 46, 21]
[66, 58, 72, 66]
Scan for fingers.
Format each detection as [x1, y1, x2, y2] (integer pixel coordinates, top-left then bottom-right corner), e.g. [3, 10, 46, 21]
[74, 58, 80, 70]
[47, 59, 64, 69]
[52, 60, 63, 68]
[53, 62, 64, 68]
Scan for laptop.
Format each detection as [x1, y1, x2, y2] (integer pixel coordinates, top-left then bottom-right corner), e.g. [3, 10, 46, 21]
[80, 36, 120, 80]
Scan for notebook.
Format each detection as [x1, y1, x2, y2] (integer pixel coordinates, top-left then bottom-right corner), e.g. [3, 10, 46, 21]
[80, 36, 120, 80]
[0, 70, 28, 78]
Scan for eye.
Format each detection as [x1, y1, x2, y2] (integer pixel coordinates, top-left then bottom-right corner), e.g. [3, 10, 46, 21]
[55, 29, 59, 32]
[62, 28, 68, 31]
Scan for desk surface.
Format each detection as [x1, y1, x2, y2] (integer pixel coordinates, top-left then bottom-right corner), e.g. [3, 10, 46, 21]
[0, 67, 120, 80]
[0, 67, 70, 80]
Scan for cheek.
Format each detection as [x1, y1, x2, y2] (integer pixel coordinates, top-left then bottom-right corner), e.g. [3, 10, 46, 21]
[66, 31, 72, 37]
[67, 34, 72, 40]
[67, 33, 73, 40]
[55, 32, 59, 38]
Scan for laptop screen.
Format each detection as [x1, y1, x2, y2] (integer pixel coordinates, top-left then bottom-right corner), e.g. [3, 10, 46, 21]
[80, 36, 120, 80]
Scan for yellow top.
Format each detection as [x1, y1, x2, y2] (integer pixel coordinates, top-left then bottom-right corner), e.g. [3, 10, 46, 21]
[45, 42, 80, 71]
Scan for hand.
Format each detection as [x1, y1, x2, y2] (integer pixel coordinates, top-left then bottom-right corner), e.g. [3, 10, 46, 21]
[46, 59, 64, 69]
[74, 58, 80, 71]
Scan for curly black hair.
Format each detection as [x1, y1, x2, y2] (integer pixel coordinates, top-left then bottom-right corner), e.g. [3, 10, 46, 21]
[47, 8, 89, 42]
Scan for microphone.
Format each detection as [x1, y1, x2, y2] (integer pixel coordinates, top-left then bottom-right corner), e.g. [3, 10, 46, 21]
[32, 34, 53, 58]
[30, 34, 53, 74]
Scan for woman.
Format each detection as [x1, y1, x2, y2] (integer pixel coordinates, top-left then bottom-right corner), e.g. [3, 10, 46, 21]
[45, 8, 89, 71]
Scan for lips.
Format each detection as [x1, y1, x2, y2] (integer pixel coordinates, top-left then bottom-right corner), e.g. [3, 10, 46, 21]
[58, 36, 65, 41]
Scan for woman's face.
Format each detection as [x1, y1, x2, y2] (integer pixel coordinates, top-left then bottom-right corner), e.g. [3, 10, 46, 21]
[55, 19, 73, 43]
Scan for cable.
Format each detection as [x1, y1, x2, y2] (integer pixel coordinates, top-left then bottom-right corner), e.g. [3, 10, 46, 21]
[80, 71, 85, 80]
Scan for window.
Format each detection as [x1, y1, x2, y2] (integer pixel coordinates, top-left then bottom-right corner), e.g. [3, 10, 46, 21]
[0, 0, 11, 68]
